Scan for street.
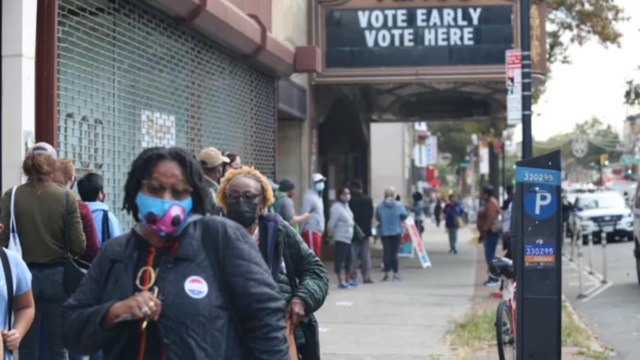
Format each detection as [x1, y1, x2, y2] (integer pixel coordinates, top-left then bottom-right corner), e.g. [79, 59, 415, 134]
[317, 222, 477, 360]
[562, 239, 640, 359]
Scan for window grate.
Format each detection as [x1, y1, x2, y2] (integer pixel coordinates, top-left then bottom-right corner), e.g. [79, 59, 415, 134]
[57, 0, 276, 228]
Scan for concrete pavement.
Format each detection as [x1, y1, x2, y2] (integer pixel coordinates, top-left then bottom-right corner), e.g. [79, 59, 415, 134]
[562, 239, 640, 359]
[316, 222, 477, 359]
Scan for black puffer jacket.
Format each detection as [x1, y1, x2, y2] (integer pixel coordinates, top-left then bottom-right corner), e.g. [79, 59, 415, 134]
[61, 216, 289, 360]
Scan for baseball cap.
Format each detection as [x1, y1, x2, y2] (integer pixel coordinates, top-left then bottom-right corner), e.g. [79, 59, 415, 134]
[199, 147, 230, 168]
[27, 142, 57, 159]
[311, 173, 326, 183]
[278, 179, 295, 192]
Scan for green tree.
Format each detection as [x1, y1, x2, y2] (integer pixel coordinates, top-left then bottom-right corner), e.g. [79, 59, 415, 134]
[533, 117, 620, 167]
[625, 80, 640, 106]
[546, 0, 626, 65]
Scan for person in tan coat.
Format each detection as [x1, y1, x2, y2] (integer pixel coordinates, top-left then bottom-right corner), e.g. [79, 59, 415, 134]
[476, 185, 502, 286]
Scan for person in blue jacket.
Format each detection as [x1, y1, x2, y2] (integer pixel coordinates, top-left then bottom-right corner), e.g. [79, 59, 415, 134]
[375, 187, 408, 282]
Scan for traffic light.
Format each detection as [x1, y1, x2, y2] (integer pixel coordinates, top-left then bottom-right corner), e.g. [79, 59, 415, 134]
[600, 154, 610, 166]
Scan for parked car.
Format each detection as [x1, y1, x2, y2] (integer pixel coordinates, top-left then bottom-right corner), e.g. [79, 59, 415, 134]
[569, 191, 633, 244]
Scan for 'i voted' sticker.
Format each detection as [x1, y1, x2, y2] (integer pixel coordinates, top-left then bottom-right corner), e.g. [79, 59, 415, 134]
[184, 276, 209, 299]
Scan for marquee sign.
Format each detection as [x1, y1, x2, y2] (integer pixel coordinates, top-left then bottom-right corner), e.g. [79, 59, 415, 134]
[312, 0, 547, 83]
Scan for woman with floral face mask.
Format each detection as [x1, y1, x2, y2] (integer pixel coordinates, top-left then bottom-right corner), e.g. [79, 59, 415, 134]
[217, 167, 329, 360]
[61, 147, 290, 360]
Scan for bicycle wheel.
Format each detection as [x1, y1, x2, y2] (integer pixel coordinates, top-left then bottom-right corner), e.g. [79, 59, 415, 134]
[496, 300, 516, 360]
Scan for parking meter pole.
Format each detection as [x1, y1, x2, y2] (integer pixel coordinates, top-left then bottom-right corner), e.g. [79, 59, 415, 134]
[588, 233, 595, 275]
[577, 230, 586, 299]
[601, 231, 608, 284]
[515, 151, 562, 360]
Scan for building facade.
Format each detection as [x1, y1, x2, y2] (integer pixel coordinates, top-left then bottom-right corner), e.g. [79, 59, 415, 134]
[2, 0, 312, 226]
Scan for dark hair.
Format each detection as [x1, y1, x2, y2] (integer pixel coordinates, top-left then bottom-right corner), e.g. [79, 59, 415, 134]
[338, 187, 350, 197]
[22, 154, 57, 182]
[506, 185, 514, 194]
[412, 191, 423, 201]
[349, 180, 363, 190]
[123, 147, 208, 222]
[77, 173, 104, 202]
[482, 185, 494, 198]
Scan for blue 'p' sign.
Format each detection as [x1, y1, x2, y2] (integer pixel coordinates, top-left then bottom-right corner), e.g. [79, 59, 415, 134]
[524, 185, 557, 220]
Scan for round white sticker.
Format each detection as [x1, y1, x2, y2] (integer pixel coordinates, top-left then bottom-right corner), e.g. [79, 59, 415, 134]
[184, 276, 209, 299]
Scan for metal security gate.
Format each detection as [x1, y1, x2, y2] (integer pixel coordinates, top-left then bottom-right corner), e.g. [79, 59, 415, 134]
[57, 0, 276, 227]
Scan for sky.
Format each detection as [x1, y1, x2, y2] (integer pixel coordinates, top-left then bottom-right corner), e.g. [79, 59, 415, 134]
[522, 0, 640, 141]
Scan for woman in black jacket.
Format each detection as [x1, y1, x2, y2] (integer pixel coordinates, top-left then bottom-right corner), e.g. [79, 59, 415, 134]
[61, 147, 289, 360]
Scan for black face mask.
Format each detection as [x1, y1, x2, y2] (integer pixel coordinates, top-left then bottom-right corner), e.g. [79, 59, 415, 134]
[226, 202, 259, 228]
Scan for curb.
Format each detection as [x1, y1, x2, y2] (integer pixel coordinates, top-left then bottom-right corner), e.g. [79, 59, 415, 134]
[561, 295, 607, 353]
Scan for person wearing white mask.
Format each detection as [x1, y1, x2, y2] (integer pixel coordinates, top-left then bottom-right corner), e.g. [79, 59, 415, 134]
[300, 174, 327, 256]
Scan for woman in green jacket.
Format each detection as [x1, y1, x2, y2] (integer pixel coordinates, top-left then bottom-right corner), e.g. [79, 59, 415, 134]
[217, 167, 329, 359]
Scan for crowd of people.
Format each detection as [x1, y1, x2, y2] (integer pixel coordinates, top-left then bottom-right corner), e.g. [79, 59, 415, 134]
[0, 143, 331, 360]
[0, 140, 515, 359]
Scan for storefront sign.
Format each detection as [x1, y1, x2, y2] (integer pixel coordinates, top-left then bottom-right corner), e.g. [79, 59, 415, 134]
[325, 5, 514, 68]
[479, 141, 489, 175]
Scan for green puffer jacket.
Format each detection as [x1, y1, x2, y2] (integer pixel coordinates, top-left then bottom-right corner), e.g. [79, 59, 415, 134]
[257, 213, 329, 345]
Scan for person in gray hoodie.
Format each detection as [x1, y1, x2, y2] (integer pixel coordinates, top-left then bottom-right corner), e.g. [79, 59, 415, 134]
[376, 187, 408, 281]
[300, 173, 327, 256]
[328, 187, 356, 289]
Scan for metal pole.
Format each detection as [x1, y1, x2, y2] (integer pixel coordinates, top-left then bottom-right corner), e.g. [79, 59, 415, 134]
[569, 228, 575, 262]
[601, 231, 608, 284]
[520, 0, 533, 159]
[588, 232, 595, 275]
[577, 229, 586, 299]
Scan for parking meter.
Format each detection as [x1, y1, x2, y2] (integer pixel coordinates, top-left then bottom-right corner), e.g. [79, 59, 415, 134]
[514, 150, 562, 360]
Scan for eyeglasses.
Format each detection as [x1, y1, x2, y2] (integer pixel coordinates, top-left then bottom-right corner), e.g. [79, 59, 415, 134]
[225, 192, 263, 204]
[142, 180, 192, 200]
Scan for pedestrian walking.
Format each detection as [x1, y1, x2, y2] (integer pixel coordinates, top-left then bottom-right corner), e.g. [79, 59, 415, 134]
[54, 160, 100, 263]
[348, 180, 375, 284]
[0, 215, 35, 360]
[77, 173, 123, 248]
[198, 147, 229, 215]
[376, 187, 408, 282]
[411, 192, 426, 237]
[300, 174, 327, 256]
[477, 185, 502, 286]
[443, 194, 464, 254]
[274, 179, 311, 226]
[328, 188, 356, 289]
[61, 147, 290, 360]
[217, 167, 329, 359]
[0, 142, 86, 360]
[434, 196, 443, 228]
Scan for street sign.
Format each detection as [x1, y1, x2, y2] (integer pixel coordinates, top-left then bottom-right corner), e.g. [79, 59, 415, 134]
[414, 144, 428, 167]
[506, 49, 523, 126]
[621, 156, 640, 164]
[479, 141, 489, 175]
[515, 150, 562, 360]
[459, 162, 469, 168]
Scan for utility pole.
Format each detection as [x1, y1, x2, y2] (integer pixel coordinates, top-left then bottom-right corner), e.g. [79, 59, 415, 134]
[520, 0, 533, 159]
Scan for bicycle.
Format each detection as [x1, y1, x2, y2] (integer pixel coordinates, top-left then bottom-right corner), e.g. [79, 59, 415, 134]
[489, 257, 516, 360]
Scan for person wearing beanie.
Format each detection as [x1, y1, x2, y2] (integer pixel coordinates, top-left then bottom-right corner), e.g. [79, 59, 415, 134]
[274, 179, 310, 225]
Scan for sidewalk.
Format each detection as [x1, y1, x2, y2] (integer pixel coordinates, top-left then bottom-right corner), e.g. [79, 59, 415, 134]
[316, 221, 477, 359]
